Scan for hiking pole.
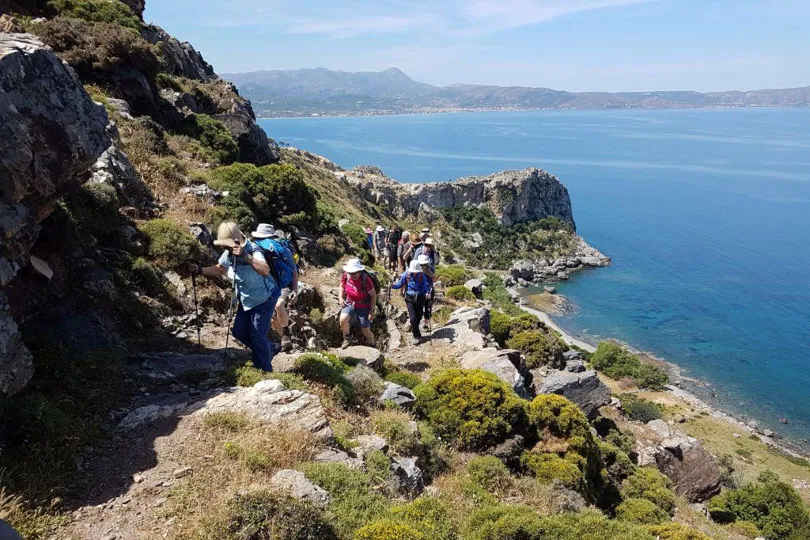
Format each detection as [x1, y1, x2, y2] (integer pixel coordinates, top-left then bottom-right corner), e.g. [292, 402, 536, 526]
[190, 265, 202, 349]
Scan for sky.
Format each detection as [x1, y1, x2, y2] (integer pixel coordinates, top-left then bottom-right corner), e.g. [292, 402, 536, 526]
[144, 0, 810, 93]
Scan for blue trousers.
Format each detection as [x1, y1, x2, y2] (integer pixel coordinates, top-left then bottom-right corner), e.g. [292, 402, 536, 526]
[232, 296, 277, 371]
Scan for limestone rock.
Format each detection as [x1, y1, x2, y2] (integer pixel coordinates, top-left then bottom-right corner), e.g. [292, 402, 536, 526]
[0, 33, 110, 396]
[564, 359, 586, 373]
[269, 469, 330, 507]
[654, 433, 721, 502]
[313, 448, 363, 470]
[355, 435, 389, 459]
[464, 278, 484, 298]
[391, 457, 424, 496]
[380, 382, 416, 407]
[432, 306, 490, 349]
[509, 238, 610, 284]
[647, 419, 672, 439]
[126, 352, 225, 379]
[90, 144, 153, 208]
[461, 348, 530, 398]
[142, 26, 215, 82]
[334, 346, 383, 372]
[537, 370, 610, 419]
[272, 352, 304, 374]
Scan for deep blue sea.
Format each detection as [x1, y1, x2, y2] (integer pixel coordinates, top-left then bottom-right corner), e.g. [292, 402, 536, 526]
[260, 110, 810, 445]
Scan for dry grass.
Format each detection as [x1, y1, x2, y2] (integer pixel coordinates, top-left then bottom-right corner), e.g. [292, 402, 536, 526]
[164, 415, 320, 539]
[0, 487, 67, 539]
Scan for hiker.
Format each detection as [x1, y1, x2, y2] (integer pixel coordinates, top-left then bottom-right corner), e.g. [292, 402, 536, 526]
[420, 227, 431, 241]
[414, 237, 440, 279]
[192, 222, 279, 371]
[397, 231, 410, 271]
[251, 223, 299, 352]
[391, 259, 433, 345]
[372, 225, 388, 265]
[386, 225, 401, 272]
[338, 258, 377, 349]
[416, 252, 436, 332]
[364, 227, 374, 250]
[401, 234, 422, 270]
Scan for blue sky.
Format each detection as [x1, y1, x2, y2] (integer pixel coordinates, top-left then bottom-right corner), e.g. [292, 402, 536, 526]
[144, 0, 809, 92]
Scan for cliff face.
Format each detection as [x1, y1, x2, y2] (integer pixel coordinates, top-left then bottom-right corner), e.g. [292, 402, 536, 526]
[339, 167, 577, 230]
[0, 33, 111, 395]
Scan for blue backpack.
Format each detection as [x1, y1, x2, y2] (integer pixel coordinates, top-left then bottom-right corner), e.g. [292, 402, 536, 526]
[257, 239, 296, 289]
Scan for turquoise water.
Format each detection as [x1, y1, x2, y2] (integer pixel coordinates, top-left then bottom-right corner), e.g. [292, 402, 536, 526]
[260, 110, 810, 445]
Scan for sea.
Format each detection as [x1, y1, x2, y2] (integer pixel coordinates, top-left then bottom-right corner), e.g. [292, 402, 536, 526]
[259, 109, 810, 447]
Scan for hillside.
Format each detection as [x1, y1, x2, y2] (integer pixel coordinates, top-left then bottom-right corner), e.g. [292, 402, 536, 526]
[225, 67, 810, 117]
[1, 2, 810, 540]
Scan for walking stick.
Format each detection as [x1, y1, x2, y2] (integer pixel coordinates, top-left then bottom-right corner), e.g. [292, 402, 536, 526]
[191, 269, 201, 349]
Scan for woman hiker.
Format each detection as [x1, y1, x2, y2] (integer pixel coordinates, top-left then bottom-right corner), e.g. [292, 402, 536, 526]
[338, 258, 377, 349]
[391, 258, 433, 346]
[191, 222, 280, 371]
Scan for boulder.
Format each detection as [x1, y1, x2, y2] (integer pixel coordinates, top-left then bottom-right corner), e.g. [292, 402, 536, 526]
[563, 350, 582, 362]
[90, 143, 153, 209]
[334, 346, 383, 372]
[461, 348, 530, 398]
[313, 448, 363, 470]
[647, 419, 672, 439]
[544, 286, 557, 294]
[355, 434, 389, 460]
[380, 382, 416, 407]
[564, 359, 586, 373]
[464, 278, 484, 298]
[654, 433, 721, 502]
[432, 306, 490, 349]
[271, 352, 304, 374]
[0, 34, 111, 396]
[537, 370, 610, 419]
[269, 469, 330, 507]
[391, 457, 424, 496]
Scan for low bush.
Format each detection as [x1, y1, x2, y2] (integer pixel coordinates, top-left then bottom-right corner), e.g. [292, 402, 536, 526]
[62, 182, 121, 242]
[128, 257, 164, 297]
[346, 365, 385, 404]
[294, 353, 356, 407]
[446, 285, 476, 301]
[481, 273, 523, 316]
[48, 0, 143, 30]
[506, 329, 566, 369]
[590, 342, 668, 390]
[621, 467, 677, 515]
[205, 490, 338, 539]
[463, 504, 544, 540]
[355, 519, 424, 540]
[0, 487, 67, 540]
[387, 497, 455, 540]
[598, 440, 636, 484]
[370, 410, 420, 455]
[521, 452, 584, 491]
[468, 456, 511, 493]
[139, 219, 203, 271]
[435, 264, 471, 286]
[413, 368, 527, 450]
[616, 497, 670, 525]
[187, 114, 239, 164]
[228, 362, 308, 391]
[385, 371, 422, 390]
[707, 471, 810, 539]
[619, 394, 663, 423]
[646, 522, 712, 540]
[536, 509, 653, 539]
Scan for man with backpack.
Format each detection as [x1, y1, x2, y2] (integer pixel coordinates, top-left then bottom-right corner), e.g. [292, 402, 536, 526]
[397, 231, 410, 271]
[401, 235, 422, 270]
[338, 258, 377, 349]
[372, 225, 387, 266]
[251, 223, 298, 352]
[391, 258, 433, 346]
[387, 225, 402, 272]
[192, 222, 279, 371]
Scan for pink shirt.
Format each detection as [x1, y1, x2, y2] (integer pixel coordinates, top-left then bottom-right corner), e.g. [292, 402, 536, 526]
[342, 273, 374, 309]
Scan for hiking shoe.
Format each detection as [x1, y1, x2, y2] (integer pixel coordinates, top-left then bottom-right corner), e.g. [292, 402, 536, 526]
[281, 333, 292, 352]
[411, 336, 422, 346]
[341, 337, 352, 349]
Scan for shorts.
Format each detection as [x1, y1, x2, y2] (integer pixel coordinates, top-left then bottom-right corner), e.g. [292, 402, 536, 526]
[342, 305, 371, 328]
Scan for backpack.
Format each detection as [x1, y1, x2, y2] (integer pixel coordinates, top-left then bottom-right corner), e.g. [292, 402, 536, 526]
[257, 239, 296, 289]
[342, 270, 381, 304]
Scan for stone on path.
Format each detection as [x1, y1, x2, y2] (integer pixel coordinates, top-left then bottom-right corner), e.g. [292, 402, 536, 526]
[537, 370, 610, 419]
[461, 348, 530, 398]
[270, 469, 330, 507]
[380, 382, 416, 407]
[272, 352, 304, 374]
[313, 448, 364, 470]
[391, 457, 424, 496]
[334, 346, 383, 371]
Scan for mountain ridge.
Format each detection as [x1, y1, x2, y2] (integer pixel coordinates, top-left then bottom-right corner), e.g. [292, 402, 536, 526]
[224, 66, 810, 117]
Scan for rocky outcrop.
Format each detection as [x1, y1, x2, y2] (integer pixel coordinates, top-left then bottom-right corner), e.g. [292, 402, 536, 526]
[90, 143, 154, 209]
[142, 26, 215, 82]
[121, 0, 146, 20]
[380, 382, 416, 407]
[536, 370, 611, 419]
[0, 33, 111, 395]
[509, 237, 610, 285]
[338, 167, 577, 229]
[461, 348, 531, 398]
[211, 81, 280, 165]
[269, 469, 331, 507]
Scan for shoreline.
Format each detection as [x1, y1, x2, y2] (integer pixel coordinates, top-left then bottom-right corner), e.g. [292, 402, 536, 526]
[513, 288, 810, 459]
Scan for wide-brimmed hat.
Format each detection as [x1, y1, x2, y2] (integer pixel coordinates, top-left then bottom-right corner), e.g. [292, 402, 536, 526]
[411, 237, 422, 245]
[417, 254, 431, 265]
[421, 227, 430, 233]
[343, 258, 365, 273]
[251, 223, 275, 239]
[214, 222, 245, 248]
[424, 237, 435, 246]
[408, 260, 423, 273]
[375, 225, 385, 232]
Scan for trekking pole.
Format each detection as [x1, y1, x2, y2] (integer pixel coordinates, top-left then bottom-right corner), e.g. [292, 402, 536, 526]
[190, 265, 202, 349]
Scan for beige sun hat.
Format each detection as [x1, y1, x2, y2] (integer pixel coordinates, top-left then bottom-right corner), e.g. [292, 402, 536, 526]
[214, 222, 245, 248]
[343, 258, 365, 273]
[424, 237, 435, 246]
[251, 223, 275, 239]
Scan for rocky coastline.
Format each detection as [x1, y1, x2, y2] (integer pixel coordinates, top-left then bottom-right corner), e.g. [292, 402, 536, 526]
[507, 237, 611, 286]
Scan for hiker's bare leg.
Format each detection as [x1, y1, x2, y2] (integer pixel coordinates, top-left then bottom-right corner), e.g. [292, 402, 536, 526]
[339, 312, 351, 335]
[361, 327, 375, 346]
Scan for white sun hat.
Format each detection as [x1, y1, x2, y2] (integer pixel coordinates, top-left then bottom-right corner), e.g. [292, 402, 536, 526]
[251, 223, 275, 239]
[375, 225, 385, 232]
[343, 258, 365, 273]
[424, 237, 435, 246]
[409, 259, 423, 273]
[417, 254, 431, 265]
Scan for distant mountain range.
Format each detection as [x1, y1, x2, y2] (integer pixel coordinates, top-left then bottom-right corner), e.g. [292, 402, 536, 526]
[223, 67, 810, 118]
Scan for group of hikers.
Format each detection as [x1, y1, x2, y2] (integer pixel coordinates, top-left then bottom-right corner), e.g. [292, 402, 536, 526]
[192, 221, 440, 373]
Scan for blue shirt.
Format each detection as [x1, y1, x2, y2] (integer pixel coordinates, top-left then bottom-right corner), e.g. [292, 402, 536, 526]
[391, 271, 432, 296]
[218, 241, 277, 310]
[413, 246, 439, 273]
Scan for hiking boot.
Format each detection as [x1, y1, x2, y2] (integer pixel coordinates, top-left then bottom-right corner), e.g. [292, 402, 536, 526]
[281, 334, 292, 352]
[411, 336, 422, 346]
[341, 336, 352, 349]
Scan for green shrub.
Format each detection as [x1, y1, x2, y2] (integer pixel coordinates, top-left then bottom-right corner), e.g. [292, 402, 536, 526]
[621, 467, 677, 515]
[463, 504, 544, 540]
[388, 497, 456, 540]
[446, 285, 476, 301]
[723, 521, 760, 538]
[646, 522, 712, 540]
[707, 471, 810, 539]
[129, 257, 163, 297]
[294, 353, 356, 407]
[346, 365, 385, 404]
[206, 490, 338, 539]
[48, 0, 143, 30]
[468, 456, 511, 493]
[371, 410, 420, 455]
[521, 452, 584, 490]
[616, 498, 669, 525]
[598, 440, 636, 484]
[489, 310, 513, 345]
[139, 219, 203, 271]
[63, 182, 121, 241]
[590, 342, 668, 390]
[481, 273, 523, 316]
[187, 114, 239, 164]
[619, 394, 663, 423]
[364, 450, 391, 486]
[208, 163, 320, 232]
[301, 463, 389, 538]
[435, 265, 471, 286]
[506, 329, 566, 369]
[385, 371, 422, 390]
[354, 519, 424, 540]
[228, 362, 308, 391]
[413, 368, 527, 450]
[536, 509, 653, 539]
